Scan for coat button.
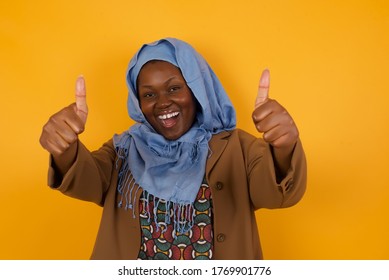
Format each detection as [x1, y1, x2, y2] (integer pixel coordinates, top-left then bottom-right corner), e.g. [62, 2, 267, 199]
[216, 182, 224, 190]
[217, 233, 226, 242]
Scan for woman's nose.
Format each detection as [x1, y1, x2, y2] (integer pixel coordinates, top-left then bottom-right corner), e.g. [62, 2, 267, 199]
[156, 92, 172, 108]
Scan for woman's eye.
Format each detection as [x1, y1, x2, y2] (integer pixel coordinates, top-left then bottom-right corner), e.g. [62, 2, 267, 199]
[143, 92, 155, 98]
[169, 86, 180, 92]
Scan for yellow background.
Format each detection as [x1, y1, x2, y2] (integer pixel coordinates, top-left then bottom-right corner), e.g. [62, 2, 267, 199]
[1, 0, 388, 259]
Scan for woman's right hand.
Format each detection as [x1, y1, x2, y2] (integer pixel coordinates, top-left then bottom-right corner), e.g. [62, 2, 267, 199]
[39, 76, 88, 174]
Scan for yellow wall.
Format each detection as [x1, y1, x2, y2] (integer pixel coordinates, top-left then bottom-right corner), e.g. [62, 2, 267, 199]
[1, 0, 388, 259]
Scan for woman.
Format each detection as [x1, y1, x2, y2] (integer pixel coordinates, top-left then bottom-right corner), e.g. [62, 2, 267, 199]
[40, 38, 306, 259]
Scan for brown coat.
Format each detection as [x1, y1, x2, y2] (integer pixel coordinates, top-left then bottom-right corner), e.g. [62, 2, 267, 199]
[48, 129, 307, 259]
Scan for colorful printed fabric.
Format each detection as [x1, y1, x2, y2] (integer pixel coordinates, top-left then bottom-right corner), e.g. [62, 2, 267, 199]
[137, 182, 213, 260]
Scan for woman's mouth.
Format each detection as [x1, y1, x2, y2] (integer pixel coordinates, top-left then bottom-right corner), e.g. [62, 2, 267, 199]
[158, 112, 180, 128]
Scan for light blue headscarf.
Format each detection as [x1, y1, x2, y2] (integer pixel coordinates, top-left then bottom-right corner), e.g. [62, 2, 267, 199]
[114, 38, 236, 233]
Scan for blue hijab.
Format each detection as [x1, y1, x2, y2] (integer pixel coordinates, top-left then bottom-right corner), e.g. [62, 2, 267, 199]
[114, 38, 236, 233]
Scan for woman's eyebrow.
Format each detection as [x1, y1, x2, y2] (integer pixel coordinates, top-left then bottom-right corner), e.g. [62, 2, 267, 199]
[139, 76, 180, 89]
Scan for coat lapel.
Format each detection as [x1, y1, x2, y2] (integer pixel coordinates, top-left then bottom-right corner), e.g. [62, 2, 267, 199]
[206, 130, 232, 174]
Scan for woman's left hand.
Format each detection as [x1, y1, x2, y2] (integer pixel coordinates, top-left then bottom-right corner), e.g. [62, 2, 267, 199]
[252, 69, 299, 176]
[252, 69, 299, 149]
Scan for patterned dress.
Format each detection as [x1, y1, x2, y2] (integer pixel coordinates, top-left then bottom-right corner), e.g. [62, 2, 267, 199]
[137, 181, 214, 260]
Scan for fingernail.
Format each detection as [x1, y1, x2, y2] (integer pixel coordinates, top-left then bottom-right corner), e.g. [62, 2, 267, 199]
[77, 76, 85, 92]
[260, 69, 269, 85]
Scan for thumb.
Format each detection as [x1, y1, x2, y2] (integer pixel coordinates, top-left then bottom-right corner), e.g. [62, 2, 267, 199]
[75, 75, 88, 124]
[255, 69, 270, 109]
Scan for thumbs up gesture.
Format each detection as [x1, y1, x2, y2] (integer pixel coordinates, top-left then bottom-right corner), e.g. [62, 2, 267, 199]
[40, 76, 88, 171]
[252, 69, 299, 149]
[252, 70, 299, 175]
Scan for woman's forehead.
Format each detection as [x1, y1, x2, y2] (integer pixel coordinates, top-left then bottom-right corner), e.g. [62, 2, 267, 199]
[137, 60, 185, 87]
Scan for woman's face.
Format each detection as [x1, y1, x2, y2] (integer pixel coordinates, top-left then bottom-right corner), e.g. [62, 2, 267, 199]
[137, 60, 197, 140]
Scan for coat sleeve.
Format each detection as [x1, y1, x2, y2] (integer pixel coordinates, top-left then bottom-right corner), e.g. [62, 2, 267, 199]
[247, 136, 307, 209]
[47, 139, 117, 206]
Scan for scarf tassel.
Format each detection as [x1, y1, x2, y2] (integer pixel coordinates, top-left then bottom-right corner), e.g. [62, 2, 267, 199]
[116, 142, 197, 236]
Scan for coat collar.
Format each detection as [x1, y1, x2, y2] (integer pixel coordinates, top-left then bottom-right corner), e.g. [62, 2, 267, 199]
[206, 130, 233, 174]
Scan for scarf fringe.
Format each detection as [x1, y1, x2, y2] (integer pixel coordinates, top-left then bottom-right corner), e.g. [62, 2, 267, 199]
[116, 145, 196, 236]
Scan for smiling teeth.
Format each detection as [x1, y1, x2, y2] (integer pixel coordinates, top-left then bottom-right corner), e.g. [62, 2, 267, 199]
[158, 112, 179, 120]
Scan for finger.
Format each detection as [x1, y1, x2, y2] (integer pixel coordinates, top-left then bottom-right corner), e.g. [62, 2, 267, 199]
[51, 104, 85, 135]
[265, 131, 297, 149]
[255, 106, 290, 132]
[56, 119, 80, 143]
[75, 75, 88, 124]
[40, 124, 75, 156]
[45, 133, 73, 156]
[266, 133, 291, 148]
[252, 99, 275, 124]
[255, 113, 278, 133]
[66, 104, 86, 134]
[263, 123, 299, 148]
[255, 69, 270, 109]
[263, 125, 288, 143]
[43, 115, 79, 143]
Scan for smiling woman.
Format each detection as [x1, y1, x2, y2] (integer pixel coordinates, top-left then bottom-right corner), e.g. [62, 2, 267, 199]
[137, 60, 197, 140]
[39, 38, 307, 260]
[1, 0, 388, 261]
